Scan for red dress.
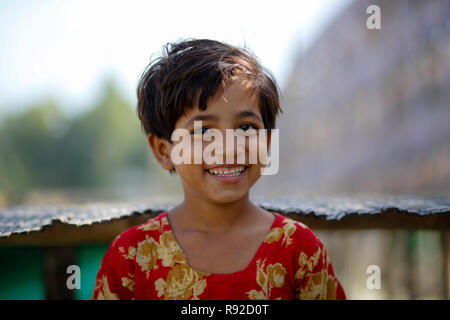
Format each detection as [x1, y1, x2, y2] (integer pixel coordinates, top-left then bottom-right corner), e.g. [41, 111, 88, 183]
[92, 211, 346, 300]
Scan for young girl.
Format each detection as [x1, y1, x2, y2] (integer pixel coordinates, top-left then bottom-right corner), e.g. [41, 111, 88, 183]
[92, 38, 346, 300]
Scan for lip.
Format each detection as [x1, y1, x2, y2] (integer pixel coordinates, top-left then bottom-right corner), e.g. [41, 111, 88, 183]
[205, 166, 249, 185]
[204, 164, 248, 170]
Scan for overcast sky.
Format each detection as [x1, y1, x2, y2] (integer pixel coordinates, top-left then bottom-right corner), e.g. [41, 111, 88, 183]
[0, 0, 351, 116]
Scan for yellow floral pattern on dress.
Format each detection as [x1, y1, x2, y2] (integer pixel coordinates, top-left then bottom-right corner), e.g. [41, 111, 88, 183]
[135, 216, 210, 299]
[247, 258, 287, 300]
[157, 228, 186, 268]
[154, 264, 209, 300]
[295, 245, 338, 299]
[92, 212, 345, 300]
[264, 217, 307, 246]
[138, 216, 166, 232]
[93, 275, 119, 300]
[124, 217, 186, 279]
[121, 273, 135, 293]
[119, 245, 136, 260]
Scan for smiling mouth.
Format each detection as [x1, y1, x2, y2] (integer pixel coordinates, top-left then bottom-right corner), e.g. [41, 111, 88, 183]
[206, 166, 250, 177]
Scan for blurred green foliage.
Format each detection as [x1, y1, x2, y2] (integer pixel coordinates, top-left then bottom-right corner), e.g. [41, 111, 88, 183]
[0, 77, 153, 204]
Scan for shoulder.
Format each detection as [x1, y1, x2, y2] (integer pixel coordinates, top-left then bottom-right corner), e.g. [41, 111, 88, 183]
[108, 211, 168, 251]
[266, 212, 323, 255]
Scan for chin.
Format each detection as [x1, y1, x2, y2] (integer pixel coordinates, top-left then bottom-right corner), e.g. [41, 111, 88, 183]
[207, 190, 248, 204]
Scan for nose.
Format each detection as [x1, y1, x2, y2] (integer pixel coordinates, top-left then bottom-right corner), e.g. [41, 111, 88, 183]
[208, 129, 248, 165]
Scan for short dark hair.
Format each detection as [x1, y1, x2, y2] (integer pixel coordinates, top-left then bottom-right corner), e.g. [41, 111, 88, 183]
[136, 38, 283, 173]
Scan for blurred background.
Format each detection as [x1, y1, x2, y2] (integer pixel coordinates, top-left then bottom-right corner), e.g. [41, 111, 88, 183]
[0, 0, 449, 299]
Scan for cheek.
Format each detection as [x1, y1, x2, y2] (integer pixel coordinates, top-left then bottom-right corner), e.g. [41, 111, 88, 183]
[249, 164, 264, 179]
[174, 164, 206, 184]
[173, 137, 205, 164]
[242, 135, 271, 166]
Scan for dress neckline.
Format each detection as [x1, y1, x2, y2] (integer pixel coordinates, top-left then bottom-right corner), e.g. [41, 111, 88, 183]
[160, 211, 280, 277]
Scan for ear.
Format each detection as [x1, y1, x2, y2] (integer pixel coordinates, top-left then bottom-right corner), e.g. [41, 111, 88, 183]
[147, 134, 174, 171]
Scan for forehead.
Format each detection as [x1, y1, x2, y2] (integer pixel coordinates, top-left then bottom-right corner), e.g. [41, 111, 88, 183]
[216, 79, 257, 104]
[176, 80, 261, 127]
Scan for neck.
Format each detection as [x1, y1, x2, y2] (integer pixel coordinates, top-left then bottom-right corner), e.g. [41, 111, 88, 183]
[174, 188, 254, 233]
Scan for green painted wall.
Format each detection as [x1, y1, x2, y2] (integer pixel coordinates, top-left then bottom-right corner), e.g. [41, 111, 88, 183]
[0, 247, 45, 300]
[0, 244, 109, 300]
[75, 244, 109, 300]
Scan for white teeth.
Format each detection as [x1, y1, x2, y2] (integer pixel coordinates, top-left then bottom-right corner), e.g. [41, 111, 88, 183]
[208, 166, 246, 176]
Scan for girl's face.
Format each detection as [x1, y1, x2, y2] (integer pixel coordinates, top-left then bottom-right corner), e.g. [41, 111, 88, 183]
[169, 80, 270, 204]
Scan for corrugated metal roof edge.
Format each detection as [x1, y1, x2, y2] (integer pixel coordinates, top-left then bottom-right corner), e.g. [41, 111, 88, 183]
[1, 195, 449, 238]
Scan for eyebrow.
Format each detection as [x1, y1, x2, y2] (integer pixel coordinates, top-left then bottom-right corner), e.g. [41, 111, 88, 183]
[236, 110, 263, 123]
[185, 114, 220, 128]
[185, 110, 263, 127]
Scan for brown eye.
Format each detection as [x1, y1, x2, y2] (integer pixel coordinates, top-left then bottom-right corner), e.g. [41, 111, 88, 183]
[200, 127, 209, 134]
[239, 124, 257, 131]
[192, 127, 210, 135]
